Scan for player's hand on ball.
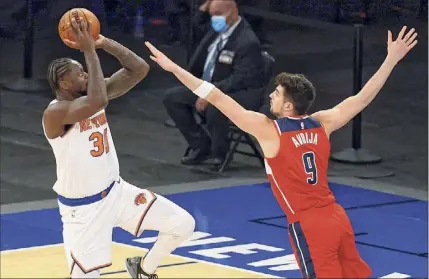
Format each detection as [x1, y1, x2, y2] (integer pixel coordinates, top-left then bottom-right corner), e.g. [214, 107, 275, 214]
[63, 18, 96, 52]
[145, 41, 178, 72]
[387, 26, 418, 64]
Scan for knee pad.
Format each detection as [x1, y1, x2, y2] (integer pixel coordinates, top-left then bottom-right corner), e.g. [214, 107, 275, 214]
[71, 265, 100, 278]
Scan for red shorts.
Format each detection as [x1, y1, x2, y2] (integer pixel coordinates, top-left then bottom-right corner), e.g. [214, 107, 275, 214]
[288, 203, 372, 278]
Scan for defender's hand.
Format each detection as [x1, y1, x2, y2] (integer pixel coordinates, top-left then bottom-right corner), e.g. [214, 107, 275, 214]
[387, 26, 418, 64]
[63, 18, 96, 52]
[145, 41, 178, 72]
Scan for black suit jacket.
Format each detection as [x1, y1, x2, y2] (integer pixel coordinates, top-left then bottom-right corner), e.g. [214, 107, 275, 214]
[187, 14, 266, 109]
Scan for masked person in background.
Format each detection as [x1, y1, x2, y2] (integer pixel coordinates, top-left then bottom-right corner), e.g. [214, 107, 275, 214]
[163, 0, 266, 170]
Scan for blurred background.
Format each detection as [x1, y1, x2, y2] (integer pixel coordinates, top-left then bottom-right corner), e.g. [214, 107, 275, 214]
[0, 0, 427, 205]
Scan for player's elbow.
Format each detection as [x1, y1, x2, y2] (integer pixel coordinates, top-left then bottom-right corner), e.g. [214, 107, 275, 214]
[134, 60, 150, 81]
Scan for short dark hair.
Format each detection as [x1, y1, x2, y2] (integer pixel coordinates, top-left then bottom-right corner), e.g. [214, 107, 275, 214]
[47, 58, 73, 95]
[274, 72, 316, 115]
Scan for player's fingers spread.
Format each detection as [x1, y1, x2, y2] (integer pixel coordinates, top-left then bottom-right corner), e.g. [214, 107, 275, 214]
[397, 25, 407, 40]
[79, 17, 87, 35]
[406, 32, 418, 46]
[81, 18, 88, 32]
[407, 40, 418, 50]
[71, 18, 79, 33]
[145, 41, 155, 51]
[403, 28, 415, 42]
[78, 17, 84, 31]
[74, 18, 83, 36]
[145, 41, 160, 55]
[86, 20, 92, 34]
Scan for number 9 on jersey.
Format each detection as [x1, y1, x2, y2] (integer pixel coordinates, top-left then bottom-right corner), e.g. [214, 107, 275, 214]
[302, 151, 318, 185]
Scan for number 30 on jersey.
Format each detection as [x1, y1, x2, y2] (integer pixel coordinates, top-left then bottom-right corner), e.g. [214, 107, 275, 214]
[302, 151, 318, 185]
[89, 128, 110, 157]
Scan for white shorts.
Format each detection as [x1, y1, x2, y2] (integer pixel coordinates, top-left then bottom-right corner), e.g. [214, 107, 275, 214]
[58, 177, 187, 274]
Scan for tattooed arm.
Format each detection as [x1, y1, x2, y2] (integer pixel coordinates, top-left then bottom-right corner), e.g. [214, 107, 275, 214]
[97, 36, 150, 100]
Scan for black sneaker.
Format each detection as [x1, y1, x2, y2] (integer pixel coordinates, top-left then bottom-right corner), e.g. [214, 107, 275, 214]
[125, 257, 158, 279]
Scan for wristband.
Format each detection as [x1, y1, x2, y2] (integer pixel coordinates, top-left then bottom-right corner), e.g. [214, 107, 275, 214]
[193, 81, 215, 99]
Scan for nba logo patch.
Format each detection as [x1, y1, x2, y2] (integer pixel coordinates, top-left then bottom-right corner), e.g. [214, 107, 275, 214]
[134, 193, 147, 206]
[301, 122, 304, 130]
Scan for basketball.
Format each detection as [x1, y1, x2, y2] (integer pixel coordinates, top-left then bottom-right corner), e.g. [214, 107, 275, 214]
[58, 8, 100, 49]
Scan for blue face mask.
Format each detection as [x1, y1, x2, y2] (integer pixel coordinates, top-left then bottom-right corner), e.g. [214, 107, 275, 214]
[211, 15, 229, 33]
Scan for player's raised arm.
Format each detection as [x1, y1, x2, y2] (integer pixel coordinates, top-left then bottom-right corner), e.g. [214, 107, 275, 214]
[44, 18, 108, 139]
[145, 41, 276, 141]
[313, 26, 418, 136]
[96, 36, 150, 100]
[46, 19, 107, 121]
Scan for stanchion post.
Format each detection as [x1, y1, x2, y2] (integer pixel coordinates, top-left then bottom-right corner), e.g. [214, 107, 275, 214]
[352, 24, 363, 150]
[1, 0, 48, 92]
[330, 24, 382, 164]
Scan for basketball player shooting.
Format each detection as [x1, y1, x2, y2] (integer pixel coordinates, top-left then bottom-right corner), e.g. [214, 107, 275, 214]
[146, 26, 418, 278]
[43, 16, 195, 278]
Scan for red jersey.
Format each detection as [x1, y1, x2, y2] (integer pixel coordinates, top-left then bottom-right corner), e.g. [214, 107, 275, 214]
[264, 116, 336, 223]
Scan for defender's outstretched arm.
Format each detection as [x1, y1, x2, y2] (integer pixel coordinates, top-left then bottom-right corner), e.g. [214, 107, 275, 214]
[313, 26, 418, 136]
[145, 42, 276, 141]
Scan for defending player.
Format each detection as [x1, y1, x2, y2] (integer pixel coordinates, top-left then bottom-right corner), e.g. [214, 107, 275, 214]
[43, 18, 195, 278]
[145, 26, 418, 278]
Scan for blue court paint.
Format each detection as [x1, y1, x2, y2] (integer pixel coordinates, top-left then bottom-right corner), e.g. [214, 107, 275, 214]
[0, 209, 63, 250]
[1, 182, 427, 278]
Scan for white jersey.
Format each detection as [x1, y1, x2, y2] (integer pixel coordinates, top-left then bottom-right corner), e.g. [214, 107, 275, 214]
[42, 100, 120, 198]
